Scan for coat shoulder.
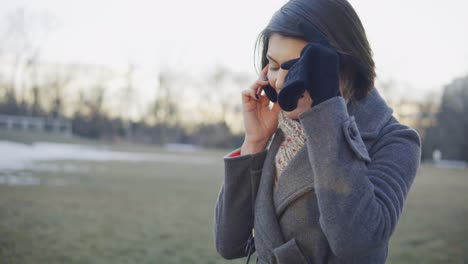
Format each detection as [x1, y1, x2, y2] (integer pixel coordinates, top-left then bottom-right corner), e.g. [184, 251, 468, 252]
[376, 115, 422, 148]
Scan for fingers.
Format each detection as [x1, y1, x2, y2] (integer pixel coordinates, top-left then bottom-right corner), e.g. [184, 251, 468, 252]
[255, 65, 270, 86]
[242, 83, 273, 108]
[242, 87, 259, 103]
[252, 66, 270, 99]
[242, 64, 272, 104]
[256, 78, 269, 89]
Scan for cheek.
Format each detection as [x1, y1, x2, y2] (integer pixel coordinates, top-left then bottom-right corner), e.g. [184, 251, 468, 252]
[283, 92, 311, 116]
[296, 91, 312, 110]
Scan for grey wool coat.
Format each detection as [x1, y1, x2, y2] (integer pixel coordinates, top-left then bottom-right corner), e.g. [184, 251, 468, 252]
[213, 88, 422, 264]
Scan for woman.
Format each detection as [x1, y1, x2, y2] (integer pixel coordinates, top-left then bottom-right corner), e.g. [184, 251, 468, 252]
[213, 0, 422, 263]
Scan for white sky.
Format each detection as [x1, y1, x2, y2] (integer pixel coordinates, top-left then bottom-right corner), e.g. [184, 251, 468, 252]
[1, 0, 468, 99]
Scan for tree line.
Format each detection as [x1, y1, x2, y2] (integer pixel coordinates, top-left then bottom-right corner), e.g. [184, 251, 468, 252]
[1, 8, 467, 160]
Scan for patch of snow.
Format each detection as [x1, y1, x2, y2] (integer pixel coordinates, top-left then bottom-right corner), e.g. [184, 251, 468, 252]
[164, 143, 200, 152]
[434, 160, 467, 170]
[0, 174, 40, 186]
[0, 140, 216, 172]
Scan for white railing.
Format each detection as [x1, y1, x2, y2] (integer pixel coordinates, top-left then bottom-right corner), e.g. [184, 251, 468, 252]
[0, 114, 72, 135]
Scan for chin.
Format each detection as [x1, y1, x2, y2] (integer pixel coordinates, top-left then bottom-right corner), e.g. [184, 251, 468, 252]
[283, 111, 300, 121]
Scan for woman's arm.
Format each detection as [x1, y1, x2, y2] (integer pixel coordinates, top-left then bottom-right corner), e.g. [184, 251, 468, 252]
[213, 147, 268, 259]
[298, 96, 421, 258]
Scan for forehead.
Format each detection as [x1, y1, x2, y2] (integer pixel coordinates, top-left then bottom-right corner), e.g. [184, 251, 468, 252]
[267, 33, 308, 61]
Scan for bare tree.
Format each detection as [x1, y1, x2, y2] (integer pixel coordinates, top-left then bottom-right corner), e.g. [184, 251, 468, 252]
[0, 8, 55, 115]
[422, 74, 468, 161]
[147, 69, 180, 144]
[155, 70, 180, 125]
[197, 65, 243, 124]
[119, 63, 136, 138]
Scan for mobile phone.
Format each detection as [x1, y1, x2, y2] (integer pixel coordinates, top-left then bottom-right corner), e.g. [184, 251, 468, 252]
[262, 84, 278, 103]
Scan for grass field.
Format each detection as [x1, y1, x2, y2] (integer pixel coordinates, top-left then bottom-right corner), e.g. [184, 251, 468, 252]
[0, 134, 467, 263]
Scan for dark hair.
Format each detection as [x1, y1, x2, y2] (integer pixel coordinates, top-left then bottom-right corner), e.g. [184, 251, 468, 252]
[254, 0, 375, 101]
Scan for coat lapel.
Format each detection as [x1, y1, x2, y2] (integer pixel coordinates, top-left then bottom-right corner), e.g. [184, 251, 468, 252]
[273, 129, 314, 218]
[254, 129, 286, 249]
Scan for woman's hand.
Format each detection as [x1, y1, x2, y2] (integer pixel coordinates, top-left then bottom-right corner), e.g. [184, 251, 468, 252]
[278, 43, 340, 112]
[240, 65, 281, 154]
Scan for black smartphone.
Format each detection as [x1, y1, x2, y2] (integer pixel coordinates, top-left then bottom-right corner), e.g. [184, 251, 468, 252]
[262, 84, 278, 103]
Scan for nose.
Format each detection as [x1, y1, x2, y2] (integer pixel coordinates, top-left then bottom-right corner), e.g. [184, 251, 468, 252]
[274, 68, 289, 92]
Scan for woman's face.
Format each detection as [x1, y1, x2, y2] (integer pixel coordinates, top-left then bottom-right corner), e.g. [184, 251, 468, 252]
[266, 33, 312, 120]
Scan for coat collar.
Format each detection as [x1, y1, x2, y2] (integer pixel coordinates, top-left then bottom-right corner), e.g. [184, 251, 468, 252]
[346, 88, 394, 140]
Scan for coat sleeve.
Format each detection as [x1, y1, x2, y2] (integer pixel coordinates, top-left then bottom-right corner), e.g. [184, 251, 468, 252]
[297, 96, 422, 258]
[213, 147, 268, 259]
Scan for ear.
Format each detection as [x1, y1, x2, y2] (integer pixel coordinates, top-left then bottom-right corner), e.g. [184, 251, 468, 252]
[280, 58, 300, 70]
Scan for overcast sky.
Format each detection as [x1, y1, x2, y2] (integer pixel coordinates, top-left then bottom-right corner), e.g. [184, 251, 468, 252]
[1, 0, 467, 99]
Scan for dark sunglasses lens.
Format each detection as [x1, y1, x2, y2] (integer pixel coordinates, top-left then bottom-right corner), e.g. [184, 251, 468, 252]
[262, 85, 278, 102]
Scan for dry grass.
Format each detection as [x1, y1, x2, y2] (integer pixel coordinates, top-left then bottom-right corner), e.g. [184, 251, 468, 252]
[0, 145, 466, 263]
[387, 164, 468, 264]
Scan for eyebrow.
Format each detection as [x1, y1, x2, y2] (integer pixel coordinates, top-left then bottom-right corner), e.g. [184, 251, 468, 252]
[266, 54, 279, 64]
